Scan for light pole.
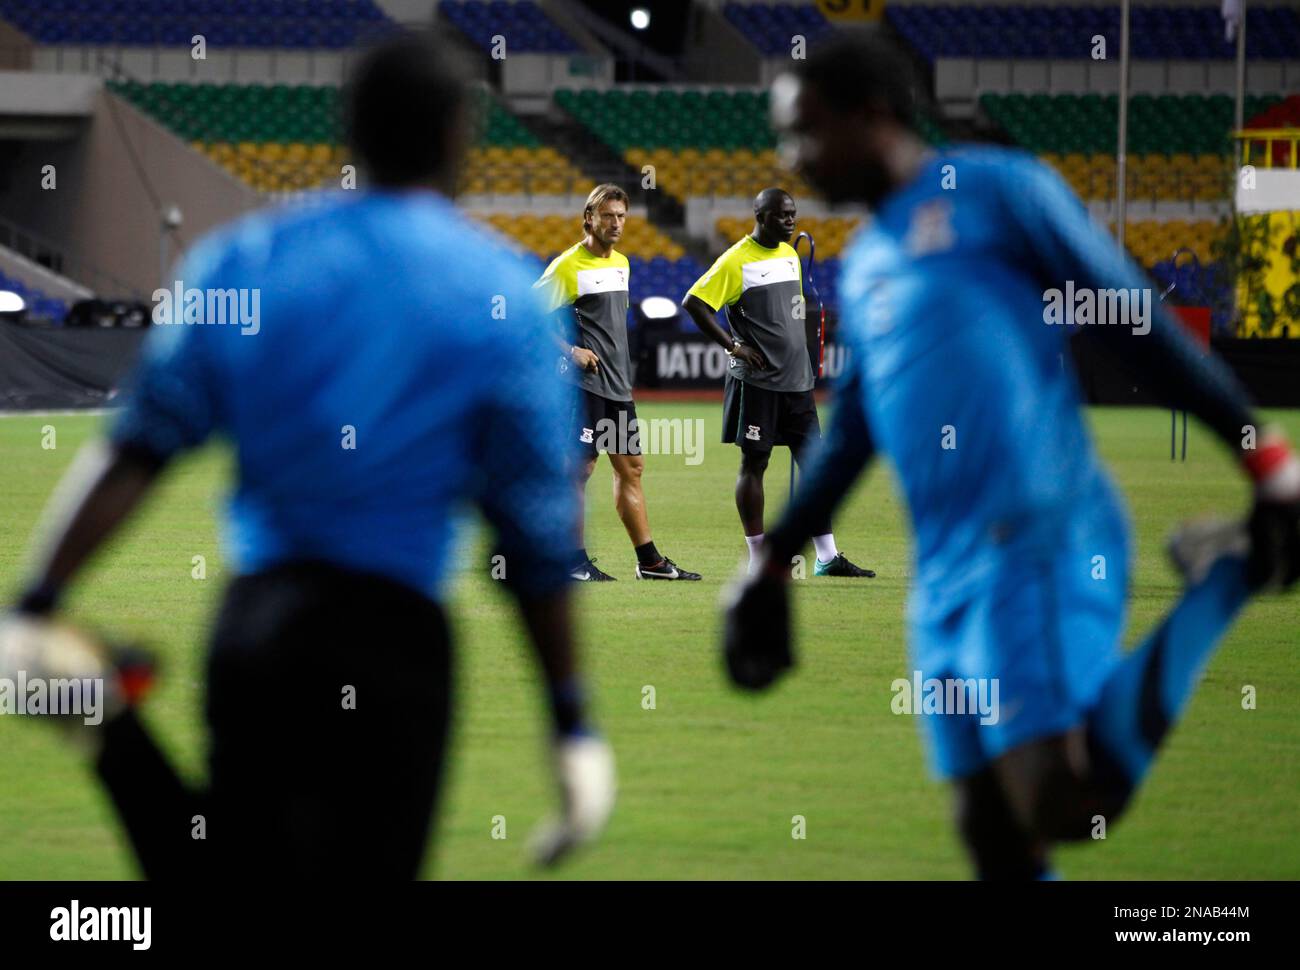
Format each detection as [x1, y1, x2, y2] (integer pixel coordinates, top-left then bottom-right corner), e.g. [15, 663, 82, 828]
[160, 204, 182, 289]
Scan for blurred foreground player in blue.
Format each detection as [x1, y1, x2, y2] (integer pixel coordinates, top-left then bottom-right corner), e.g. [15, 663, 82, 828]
[725, 34, 1300, 879]
[0, 33, 614, 878]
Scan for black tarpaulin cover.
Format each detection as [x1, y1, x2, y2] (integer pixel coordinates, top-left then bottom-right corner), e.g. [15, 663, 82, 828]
[0, 321, 146, 410]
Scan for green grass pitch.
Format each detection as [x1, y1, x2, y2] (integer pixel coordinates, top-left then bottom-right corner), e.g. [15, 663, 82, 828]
[1, 404, 1297, 880]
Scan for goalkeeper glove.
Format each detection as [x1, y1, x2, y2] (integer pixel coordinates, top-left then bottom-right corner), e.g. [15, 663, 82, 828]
[721, 552, 793, 691]
[1243, 431, 1300, 592]
[0, 611, 157, 736]
[529, 732, 616, 867]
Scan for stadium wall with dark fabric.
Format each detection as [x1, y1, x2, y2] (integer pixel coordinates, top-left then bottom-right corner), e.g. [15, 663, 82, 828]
[642, 326, 1300, 406]
[7, 323, 1295, 411]
[0, 320, 145, 409]
[1073, 334, 1300, 408]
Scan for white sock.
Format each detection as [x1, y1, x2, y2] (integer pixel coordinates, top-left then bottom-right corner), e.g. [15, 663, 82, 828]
[812, 534, 838, 564]
[745, 534, 765, 573]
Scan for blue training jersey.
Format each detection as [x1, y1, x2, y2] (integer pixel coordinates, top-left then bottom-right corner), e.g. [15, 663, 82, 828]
[110, 190, 578, 600]
[837, 146, 1141, 616]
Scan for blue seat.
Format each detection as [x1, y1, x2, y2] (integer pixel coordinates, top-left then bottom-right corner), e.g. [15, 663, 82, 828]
[1, 0, 403, 46]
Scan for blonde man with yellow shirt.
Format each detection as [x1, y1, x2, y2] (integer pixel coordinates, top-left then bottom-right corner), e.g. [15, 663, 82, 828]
[535, 183, 702, 583]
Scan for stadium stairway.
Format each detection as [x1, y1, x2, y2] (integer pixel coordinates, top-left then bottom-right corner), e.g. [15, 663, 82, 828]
[520, 110, 687, 230]
[523, 111, 627, 182]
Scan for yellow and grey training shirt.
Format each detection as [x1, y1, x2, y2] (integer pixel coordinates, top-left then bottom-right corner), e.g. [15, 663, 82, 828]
[534, 242, 632, 402]
[686, 235, 812, 393]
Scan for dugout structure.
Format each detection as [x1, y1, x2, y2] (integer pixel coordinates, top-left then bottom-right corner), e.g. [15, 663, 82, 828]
[1232, 129, 1300, 338]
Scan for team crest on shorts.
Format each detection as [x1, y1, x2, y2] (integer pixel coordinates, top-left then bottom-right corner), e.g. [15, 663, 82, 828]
[746, 425, 761, 441]
[580, 427, 595, 444]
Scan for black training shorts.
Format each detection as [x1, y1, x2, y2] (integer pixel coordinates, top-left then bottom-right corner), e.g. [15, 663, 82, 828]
[571, 388, 641, 459]
[721, 375, 820, 454]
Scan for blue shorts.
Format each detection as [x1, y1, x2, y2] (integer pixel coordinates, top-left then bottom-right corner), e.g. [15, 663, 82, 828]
[909, 542, 1128, 780]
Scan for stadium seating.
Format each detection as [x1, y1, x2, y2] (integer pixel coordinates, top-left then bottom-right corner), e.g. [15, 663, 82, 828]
[1037, 151, 1232, 204]
[1119, 218, 1228, 269]
[712, 212, 1225, 315]
[557, 88, 946, 204]
[1149, 252, 1230, 315]
[981, 92, 1281, 156]
[626, 146, 813, 204]
[109, 80, 587, 195]
[440, 0, 580, 54]
[715, 215, 859, 260]
[980, 92, 1284, 270]
[111, 79, 341, 144]
[73, 9, 1279, 325]
[558, 88, 777, 154]
[888, 4, 1300, 60]
[0, 0, 391, 48]
[625, 254, 708, 310]
[460, 145, 587, 196]
[556, 88, 803, 202]
[0, 269, 68, 323]
[722, 2, 834, 57]
[109, 79, 346, 191]
[480, 211, 684, 262]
